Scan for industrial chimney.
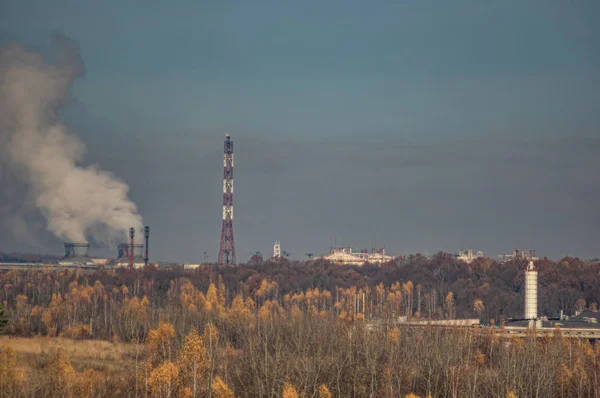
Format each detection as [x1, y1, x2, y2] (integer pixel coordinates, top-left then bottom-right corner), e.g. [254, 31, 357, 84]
[129, 227, 135, 267]
[144, 226, 150, 267]
[524, 260, 538, 320]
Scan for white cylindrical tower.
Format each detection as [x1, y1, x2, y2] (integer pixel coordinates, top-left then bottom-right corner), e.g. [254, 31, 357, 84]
[274, 241, 281, 258]
[524, 261, 538, 319]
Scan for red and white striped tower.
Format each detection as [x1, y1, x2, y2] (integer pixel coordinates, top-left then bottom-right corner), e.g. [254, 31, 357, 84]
[129, 227, 135, 267]
[218, 133, 236, 266]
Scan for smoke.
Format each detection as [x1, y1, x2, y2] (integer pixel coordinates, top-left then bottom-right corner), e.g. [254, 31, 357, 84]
[0, 35, 143, 244]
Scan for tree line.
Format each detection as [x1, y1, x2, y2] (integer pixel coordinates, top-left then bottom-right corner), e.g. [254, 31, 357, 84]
[0, 255, 598, 397]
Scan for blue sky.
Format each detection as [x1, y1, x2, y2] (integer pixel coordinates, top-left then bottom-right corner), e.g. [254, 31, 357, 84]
[1, 1, 599, 261]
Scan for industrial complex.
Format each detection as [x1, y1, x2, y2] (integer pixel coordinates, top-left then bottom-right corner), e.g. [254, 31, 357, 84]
[1, 226, 153, 270]
[1, 132, 597, 340]
[316, 246, 394, 266]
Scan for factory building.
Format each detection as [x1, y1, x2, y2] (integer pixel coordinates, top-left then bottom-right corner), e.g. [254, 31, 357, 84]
[454, 249, 484, 264]
[318, 247, 394, 266]
[1, 226, 151, 270]
[115, 243, 145, 268]
[497, 249, 538, 263]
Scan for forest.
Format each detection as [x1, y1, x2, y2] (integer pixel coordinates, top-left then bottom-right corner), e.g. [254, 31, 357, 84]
[0, 254, 598, 397]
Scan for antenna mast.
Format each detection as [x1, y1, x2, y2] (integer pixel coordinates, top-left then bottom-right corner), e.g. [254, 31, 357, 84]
[218, 133, 237, 266]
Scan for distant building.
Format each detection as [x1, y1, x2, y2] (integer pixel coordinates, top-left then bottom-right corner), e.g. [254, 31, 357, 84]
[318, 247, 394, 266]
[505, 311, 600, 334]
[454, 249, 484, 264]
[498, 249, 538, 263]
[183, 264, 202, 270]
[273, 241, 281, 259]
[89, 258, 110, 266]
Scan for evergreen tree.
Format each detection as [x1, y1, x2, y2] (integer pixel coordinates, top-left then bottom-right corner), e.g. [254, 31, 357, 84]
[0, 303, 7, 333]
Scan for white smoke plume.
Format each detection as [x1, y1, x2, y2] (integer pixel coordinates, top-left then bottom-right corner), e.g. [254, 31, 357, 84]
[0, 35, 143, 244]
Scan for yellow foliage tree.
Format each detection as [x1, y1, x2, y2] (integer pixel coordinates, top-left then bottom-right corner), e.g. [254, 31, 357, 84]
[148, 321, 176, 363]
[445, 292, 455, 319]
[258, 301, 272, 320]
[203, 323, 219, 395]
[229, 295, 250, 321]
[206, 283, 219, 310]
[473, 349, 486, 366]
[404, 394, 421, 398]
[318, 384, 332, 398]
[473, 299, 484, 315]
[149, 362, 179, 398]
[291, 305, 302, 320]
[283, 382, 299, 398]
[256, 279, 269, 298]
[244, 297, 256, 312]
[211, 376, 234, 398]
[387, 327, 400, 345]
[178, 328, 207, 398]
[47, 350, 75, 397]
[506, 392, 518, 398]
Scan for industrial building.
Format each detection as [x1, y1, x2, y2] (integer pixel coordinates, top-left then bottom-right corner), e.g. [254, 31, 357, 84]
[497, 249, 538, 263]
[500, 260, 600, 337]
[115, 243, 145, 268]
[0, 226, 152, 270]
[504, 311, 600, 339]
[55, 241, 147, 268]
[454, 249, 484, 264]
[318, 246, 394, 266]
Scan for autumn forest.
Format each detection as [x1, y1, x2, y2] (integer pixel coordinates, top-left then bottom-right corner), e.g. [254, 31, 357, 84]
[0, 254, 599, 397]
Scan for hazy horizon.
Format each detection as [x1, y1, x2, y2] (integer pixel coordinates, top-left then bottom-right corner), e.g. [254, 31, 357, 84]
[1, 1, 598, 262]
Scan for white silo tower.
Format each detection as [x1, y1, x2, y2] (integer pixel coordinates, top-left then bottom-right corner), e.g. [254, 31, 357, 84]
[524, 261, 538, 319]
[274, 241, 281, 259]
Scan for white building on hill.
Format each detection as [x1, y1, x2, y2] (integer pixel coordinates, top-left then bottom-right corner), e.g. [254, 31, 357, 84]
[318, 247, 394, 266]
[455, 249, 484, 264]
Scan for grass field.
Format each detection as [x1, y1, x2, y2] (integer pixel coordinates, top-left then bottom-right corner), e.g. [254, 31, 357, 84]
[0, 336, 137, 375]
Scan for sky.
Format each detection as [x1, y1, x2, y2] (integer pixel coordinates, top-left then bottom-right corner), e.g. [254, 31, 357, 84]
[0, 1, 599, 262]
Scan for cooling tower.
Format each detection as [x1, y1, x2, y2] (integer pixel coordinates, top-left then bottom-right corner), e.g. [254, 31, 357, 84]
[63, 242, 89, 258]
[61, 243, 90, 264]
[524, 261, 538, 319]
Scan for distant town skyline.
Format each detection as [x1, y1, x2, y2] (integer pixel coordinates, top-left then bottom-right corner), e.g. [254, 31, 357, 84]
[1, 1, 599, 262]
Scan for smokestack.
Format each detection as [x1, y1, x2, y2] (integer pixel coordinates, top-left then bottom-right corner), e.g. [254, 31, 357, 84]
[129, 227, 135, 267]
[524, 261, 538, 320]
[144, 226, 150, 267]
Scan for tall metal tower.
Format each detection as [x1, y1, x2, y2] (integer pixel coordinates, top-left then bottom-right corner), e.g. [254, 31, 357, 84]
[218, 133, 236, 266]
[144, 226, 150, 267]
[129, 227, 135, 267]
